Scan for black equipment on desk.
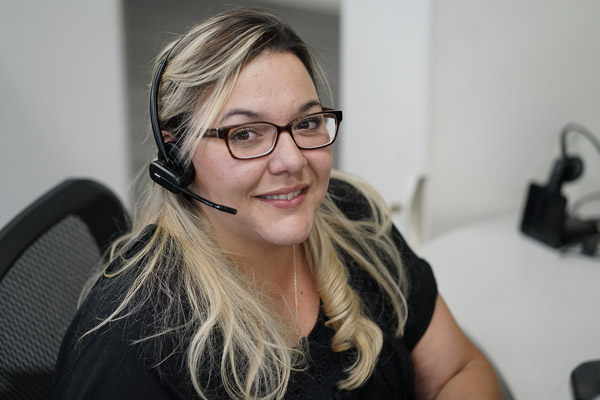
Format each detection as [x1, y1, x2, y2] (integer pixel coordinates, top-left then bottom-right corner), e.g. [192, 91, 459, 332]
[571, 360, 600, 400]
[521, 123, 599, 253]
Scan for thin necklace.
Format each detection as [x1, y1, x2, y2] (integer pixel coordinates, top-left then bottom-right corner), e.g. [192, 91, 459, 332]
[292, 244, 299, 328]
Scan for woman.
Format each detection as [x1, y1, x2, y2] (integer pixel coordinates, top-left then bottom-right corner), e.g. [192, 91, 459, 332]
[53, 9, 502, 400]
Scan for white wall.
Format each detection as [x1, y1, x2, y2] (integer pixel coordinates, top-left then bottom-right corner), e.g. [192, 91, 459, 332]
[423, 0, 600, 238]
[341, 0, 600, 242]
[340, 0, 432, 245]
[0, 0, 128, 229]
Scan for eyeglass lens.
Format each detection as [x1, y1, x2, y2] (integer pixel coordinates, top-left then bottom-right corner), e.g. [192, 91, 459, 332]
[227, 113, 338, 159]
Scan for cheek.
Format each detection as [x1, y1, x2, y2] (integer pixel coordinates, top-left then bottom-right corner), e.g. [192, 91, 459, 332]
[309, 149, 333, 177]
[190, 142, 228, 192]
[306, 150, 333, 202]
[191, 143, 264, 196]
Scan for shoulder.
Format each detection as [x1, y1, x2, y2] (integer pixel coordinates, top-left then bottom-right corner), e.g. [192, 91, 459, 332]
[53, 226, 190, 399]
[327, 174, 438, 350]
[391, 225, 438, 350]
[53, 280, 172, 398]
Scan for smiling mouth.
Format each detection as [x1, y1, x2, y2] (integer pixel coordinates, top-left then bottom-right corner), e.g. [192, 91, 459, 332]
[260, 189, 303, 200]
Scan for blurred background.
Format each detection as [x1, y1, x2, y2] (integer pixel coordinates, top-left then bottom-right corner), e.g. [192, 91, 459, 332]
[2, 0, 599, 244]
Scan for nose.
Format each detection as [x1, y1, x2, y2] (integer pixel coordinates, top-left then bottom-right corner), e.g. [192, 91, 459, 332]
[267, 131, 307, 174]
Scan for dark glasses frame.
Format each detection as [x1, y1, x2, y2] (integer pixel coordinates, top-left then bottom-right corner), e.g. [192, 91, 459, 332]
[203, 109, 343, 160]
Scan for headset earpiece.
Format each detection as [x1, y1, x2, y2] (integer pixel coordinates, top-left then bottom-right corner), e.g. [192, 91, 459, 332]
[164, 141, 195, 186]
[148, 142, 195, 194]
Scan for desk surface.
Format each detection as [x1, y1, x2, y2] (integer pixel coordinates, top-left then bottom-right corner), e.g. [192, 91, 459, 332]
[418, 214, 600, 400]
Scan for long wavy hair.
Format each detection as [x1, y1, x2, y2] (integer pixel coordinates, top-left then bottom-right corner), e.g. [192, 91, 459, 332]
[86, 9, 409, 400]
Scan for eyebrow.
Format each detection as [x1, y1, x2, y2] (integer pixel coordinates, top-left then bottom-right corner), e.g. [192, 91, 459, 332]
[219, 100, 322, 124]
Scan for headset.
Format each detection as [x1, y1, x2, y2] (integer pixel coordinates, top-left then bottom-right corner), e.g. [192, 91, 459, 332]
[521, 123, 599, 253]
[148, 39, 237, 215]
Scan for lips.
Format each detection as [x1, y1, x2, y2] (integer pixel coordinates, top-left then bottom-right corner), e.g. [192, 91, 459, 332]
[257, 183, 309, 200]
[259, 188, 303, 200]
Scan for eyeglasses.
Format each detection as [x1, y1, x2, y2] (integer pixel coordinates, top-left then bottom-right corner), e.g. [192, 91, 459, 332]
[204, 109, 343, 160]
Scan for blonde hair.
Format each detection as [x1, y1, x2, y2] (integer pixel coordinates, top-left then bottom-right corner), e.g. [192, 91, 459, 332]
[87, 9, 408, 400]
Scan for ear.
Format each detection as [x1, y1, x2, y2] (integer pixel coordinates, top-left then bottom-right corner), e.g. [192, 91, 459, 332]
[162, 130, 176, 143]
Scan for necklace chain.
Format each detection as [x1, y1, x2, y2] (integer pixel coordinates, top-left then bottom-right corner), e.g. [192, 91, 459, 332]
[292, 244, 299, 328]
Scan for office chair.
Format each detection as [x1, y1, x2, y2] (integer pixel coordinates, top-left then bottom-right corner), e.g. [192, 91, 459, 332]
[0, 178, 128, 400]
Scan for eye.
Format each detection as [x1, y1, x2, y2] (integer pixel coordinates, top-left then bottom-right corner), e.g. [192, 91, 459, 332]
[228, 125, 267, 146]
[231, 129, 252, 142]
[295, 115, 323, 131]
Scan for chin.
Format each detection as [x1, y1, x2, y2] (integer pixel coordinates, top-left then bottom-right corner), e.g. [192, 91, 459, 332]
[266, 231, 312, 247]
[261, 221, 314, 247]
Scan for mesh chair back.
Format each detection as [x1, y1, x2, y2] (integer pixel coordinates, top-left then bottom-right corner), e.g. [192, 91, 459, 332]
[0, 179, 128, 400]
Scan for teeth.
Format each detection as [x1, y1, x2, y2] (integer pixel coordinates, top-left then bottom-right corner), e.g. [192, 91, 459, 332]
[262, 189, 302, 200]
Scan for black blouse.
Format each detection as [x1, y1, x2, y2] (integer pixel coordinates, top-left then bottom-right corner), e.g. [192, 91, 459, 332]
[52, 179, 437, 399]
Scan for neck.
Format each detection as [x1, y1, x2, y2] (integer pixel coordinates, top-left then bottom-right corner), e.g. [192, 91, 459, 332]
[232, 246, 295, 282]
[217, 239, 312, 335]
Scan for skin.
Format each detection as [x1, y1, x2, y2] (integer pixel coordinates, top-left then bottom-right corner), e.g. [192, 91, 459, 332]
[189, 51, 325, 334]
[175, 50, 502, 398]
[411, 296, 503, 399]
[190, 52, 332, 254]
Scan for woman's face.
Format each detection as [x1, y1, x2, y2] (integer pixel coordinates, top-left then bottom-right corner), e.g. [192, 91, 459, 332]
[190, 51, 333, 252]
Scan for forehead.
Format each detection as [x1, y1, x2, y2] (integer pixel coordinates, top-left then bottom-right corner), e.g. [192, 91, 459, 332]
[216, 51, 320, 124]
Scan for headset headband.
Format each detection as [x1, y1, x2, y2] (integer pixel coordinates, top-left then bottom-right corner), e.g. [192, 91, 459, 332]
[150, 38, 184, 162]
